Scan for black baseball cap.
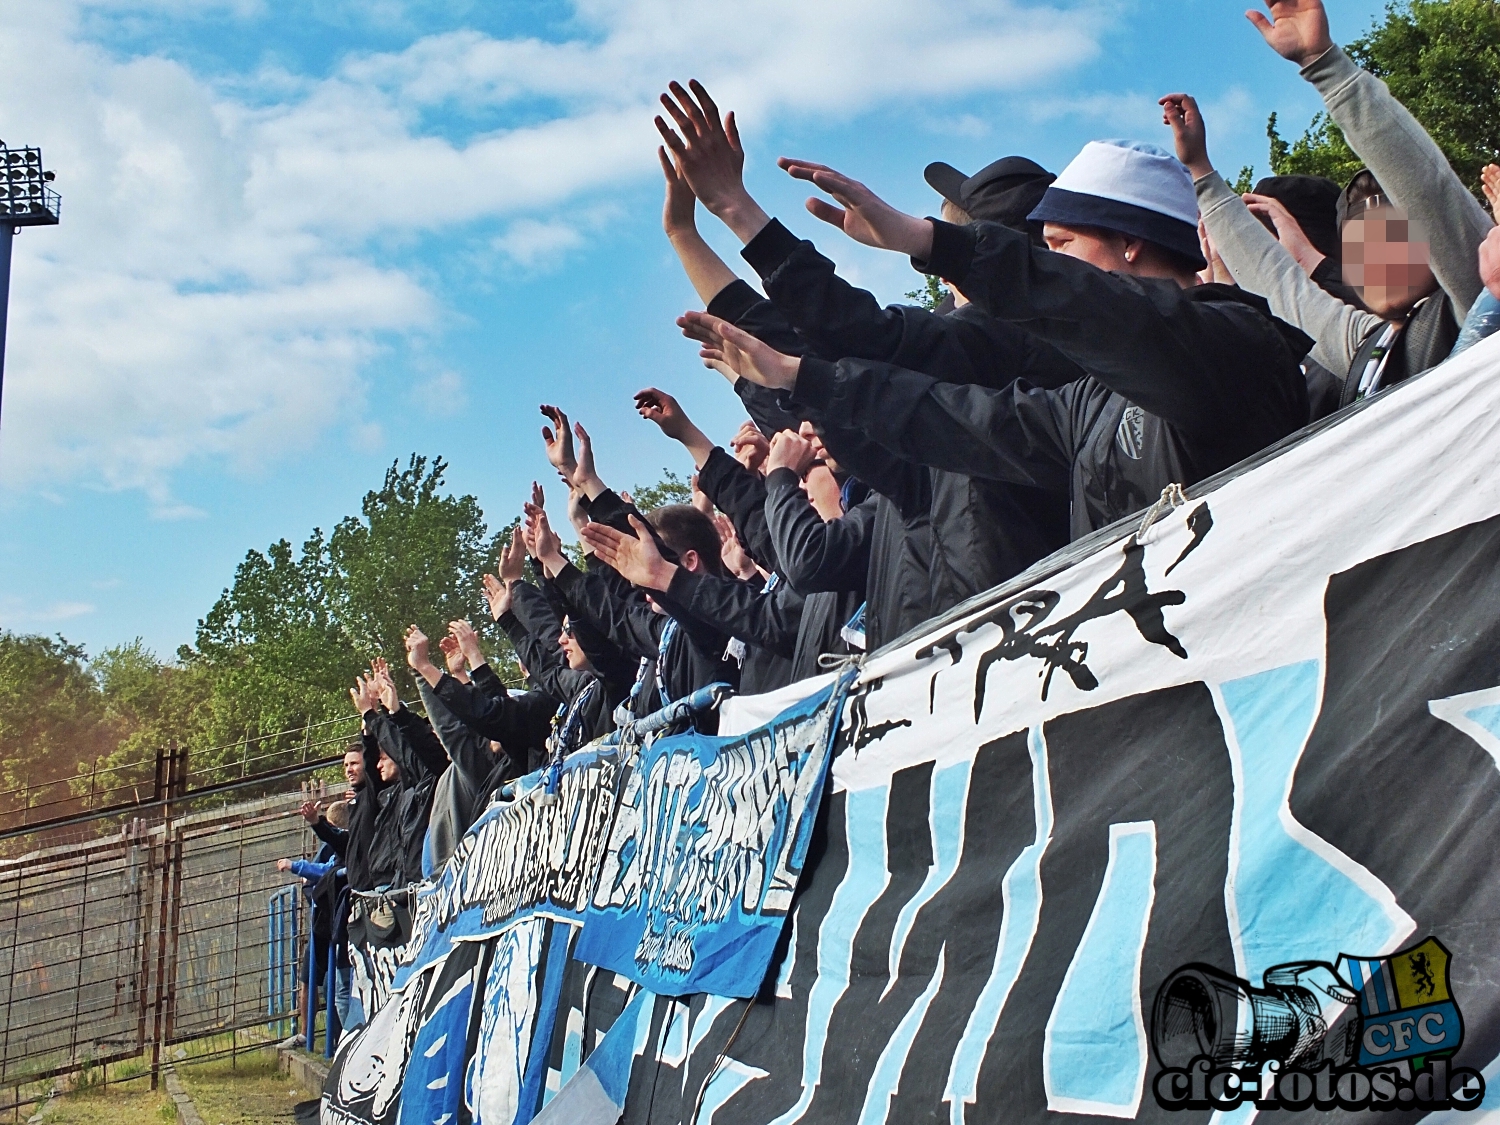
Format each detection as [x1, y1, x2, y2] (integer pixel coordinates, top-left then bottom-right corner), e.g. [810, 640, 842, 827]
[1252, 174, 1342, 259]
[924, 156, 1056, 241]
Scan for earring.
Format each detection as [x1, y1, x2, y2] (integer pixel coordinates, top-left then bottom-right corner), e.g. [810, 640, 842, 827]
[1125, 250, 1135, 262]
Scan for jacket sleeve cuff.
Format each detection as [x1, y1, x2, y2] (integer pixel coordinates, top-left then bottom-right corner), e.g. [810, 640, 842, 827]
[913, 218, 974, 282]
[791, 356, 838, 410]
[740, 218, 802, 280]
[1300, 43, 1359, 97]
[706, 278, 763, 322]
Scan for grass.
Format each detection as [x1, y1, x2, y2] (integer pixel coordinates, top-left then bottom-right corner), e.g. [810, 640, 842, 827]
[31, 1083, 175, 1125]
[172, 1049, 308, 1125]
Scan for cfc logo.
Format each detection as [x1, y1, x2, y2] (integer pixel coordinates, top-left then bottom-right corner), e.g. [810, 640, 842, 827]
[1150, 937, 1486, 1112]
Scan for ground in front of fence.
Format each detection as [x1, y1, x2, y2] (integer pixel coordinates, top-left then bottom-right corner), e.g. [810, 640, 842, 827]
[24, 1048, 312, 1125]
[173, 1050, 309, 1125]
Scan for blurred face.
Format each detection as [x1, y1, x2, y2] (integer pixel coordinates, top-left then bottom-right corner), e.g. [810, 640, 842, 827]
[802, 465, 844, 521]
[343, 751, 365, 786]
[1043, 223, 1132, 273]
[376, 751, 400, 783]
[1342, 204, 1436, 317]
[558, 618, 593, 671]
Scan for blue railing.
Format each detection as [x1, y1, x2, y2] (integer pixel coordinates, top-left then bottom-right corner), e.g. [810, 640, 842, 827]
[267, 885, 300, 1039]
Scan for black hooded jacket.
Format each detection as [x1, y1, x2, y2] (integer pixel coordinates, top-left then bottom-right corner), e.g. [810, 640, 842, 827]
[707, 281, 931, 649]
[694, 446, 860, 682]
[789, 219, 1311, 539]
[498, 580, 625, 753]
[345, 707, 447, 890]
[733, 219, 1080, 623]
[431, 663, 556, 776]
[418, 679, 514, 874]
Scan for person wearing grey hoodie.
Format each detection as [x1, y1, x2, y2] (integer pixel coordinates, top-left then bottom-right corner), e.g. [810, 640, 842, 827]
[1161, 0, 1491, 405]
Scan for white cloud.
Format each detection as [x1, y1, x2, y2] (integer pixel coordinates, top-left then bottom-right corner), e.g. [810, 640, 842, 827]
[0, 597, 97, 625]
[0, 0, 1113, 505]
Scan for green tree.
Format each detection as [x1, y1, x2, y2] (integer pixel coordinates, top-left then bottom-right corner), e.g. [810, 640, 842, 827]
[1267, 0, 1500, 197]
[0, 632, 112, 815]
[628, 468, 694, 511]
[904, 275, 950, 311]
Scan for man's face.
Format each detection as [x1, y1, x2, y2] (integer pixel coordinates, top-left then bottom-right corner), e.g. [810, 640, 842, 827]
[1343, 204, 1436, 317]
[1043, 223, 1131, 273]
[376, 751, 400, 783]
[558, 619, 592, 670]
[801, 465, 844, 521]
[343, 751, 365, 786]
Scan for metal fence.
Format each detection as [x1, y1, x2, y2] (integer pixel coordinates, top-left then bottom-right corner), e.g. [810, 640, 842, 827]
[0, 770, 346, 1115]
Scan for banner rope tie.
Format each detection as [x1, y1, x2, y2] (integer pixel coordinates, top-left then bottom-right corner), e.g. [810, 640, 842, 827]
[1135, 482, 1188, 544]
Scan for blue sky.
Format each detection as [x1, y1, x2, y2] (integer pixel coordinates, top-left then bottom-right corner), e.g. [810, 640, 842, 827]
[0, 0, 1389, 661]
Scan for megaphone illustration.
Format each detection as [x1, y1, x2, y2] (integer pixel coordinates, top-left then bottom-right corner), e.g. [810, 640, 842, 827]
[1152, 961, 1360, 1070]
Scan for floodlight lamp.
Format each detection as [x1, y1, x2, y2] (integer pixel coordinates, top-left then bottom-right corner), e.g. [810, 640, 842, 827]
[0, 144, 61, 227]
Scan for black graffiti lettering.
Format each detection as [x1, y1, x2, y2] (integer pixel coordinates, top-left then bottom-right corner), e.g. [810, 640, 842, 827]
[916, 539, 1187, 719]
[1164, 502, 1212, 576]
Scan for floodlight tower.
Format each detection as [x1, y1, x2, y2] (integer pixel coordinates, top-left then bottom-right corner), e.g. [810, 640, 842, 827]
[0, 142, 61, 433]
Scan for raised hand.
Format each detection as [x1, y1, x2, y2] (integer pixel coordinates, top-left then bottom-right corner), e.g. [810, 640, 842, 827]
[438, 633, 467, 676]
[654, 80, 770, 242]
[729, 420, 770, 474]
[527, 505, 567, 576]
[1480, 225, 1500, 300]
[1481, 164, 1500, 223]
[714, 513, 758, 581]
[690, 472, 714, 516]
[499, 527, 526, 581]
[572, 421, 602, 495]
[540, 405, 577, 480]
[349, 673, 378, 715]
[1246, 0, 1333, 66]
[448, 619, 485, 669]
[482, 572, 514, 619]
[565, 485, 591, 538]
[579, 515, 675, 591]
[1198, 220, 1237, 286]
[1242, 193, 1325, 273]
[634, 387, 690, 438]
[530, 480, 545, 510]
[1159, 94, 1213, 180]
[776, 158, 934, 258]
[766, 429, 819, 477]
[300, 800, 320, 824]
[277, 858, 293, 872]
[660, 145, 698, 240]
[679, 311, 801, 389]
[371, 659, 401, 712]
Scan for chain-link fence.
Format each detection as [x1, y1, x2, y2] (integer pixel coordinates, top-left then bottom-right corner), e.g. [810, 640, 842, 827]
[0, 773, 346, 1117]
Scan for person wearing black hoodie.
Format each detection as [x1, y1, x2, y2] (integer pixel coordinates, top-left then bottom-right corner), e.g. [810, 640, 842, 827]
[483, 527, 628, 753]
[632, 387, 859, 684]
[655, 82, 1081, 645]
[682, 139, 1311, 540]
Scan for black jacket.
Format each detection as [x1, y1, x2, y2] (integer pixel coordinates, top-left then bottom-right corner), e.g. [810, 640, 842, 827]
[707, 281, 932, 649]
[790, 219, 1311, 539]
[419, 679, 514, 873]
[433, 662, 556, 775]
[736, 220, 1079, 625]
[695, 447, 859, 680]
[499, 581, 623, 752]
[369, 707, 448, 888]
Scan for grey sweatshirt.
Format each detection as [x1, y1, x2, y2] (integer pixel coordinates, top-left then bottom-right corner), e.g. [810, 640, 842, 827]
[1196, 45, 1492, 375]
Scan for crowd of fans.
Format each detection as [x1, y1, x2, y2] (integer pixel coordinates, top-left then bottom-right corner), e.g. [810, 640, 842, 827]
[278, 0, 1500, 1036]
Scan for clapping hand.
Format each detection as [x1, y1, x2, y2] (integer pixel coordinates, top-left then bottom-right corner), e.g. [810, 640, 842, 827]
[371, 658, 401, 711]
[349, 673, 379, 715]
[540, 405, 577, 481]
[438, 634, 467, 676]
[449, 619, 485, 669]
[654, 80, 770, 243]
